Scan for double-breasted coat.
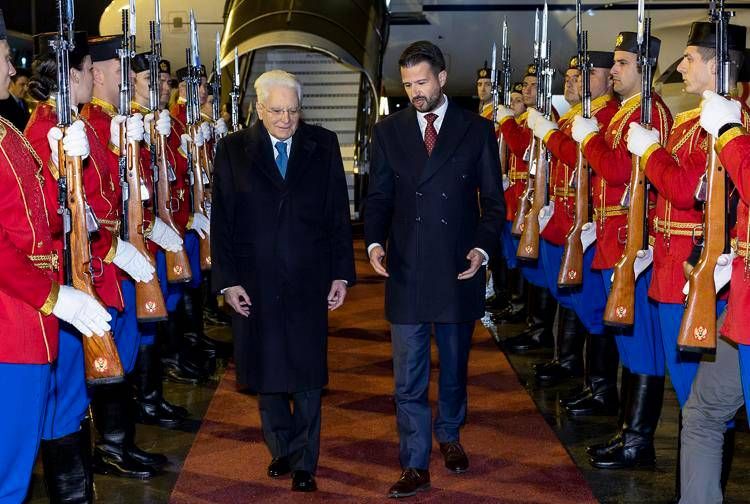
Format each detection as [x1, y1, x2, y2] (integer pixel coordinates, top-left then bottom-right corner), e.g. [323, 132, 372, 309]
[211, 120, 356, 393]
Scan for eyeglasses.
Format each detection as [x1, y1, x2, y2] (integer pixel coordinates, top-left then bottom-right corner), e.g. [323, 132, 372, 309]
[261, 104, 301, 118]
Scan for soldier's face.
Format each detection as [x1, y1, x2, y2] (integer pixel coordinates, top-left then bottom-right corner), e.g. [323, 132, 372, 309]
[678, 46, 715, 95]
[0, 41, 15, 100]
[159, 72, 171, 107]
[134, 71, 150, 104]
[510, 93, 525, 115]
[589, 67, 613, 99]
[477, 78, 492, 103]
[199, 77, 208, 105]
[564, 69, 581, 104]
[521, 76, 537, 107]
[400, 61, 447, 113]
[611, 51, 640, 99]
[258, 85, 300, 141]
[71, 56, 94, 105]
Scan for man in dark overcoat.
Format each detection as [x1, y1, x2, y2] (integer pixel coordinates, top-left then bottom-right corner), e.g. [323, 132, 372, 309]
[365, 41, 505, 498]
[211, 69, 356, 493]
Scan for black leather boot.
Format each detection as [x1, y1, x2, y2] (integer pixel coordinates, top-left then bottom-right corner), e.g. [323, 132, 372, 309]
[162, 300, 209, 384]
[40, 420, 93, 503]
[589, 373, 665, 469]
[564, 334, 619, 415]
[535, 307, 585, 384]
[492, 269, 527, 323]
[586, 367, 632, 457]
[504, 285, 556, 353]
[133, 344, 188, 428]
[92, 383, 165, 479]
[183, 285, 218, 375]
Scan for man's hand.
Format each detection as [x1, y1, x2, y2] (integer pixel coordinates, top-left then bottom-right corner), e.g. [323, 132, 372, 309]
[458, 249, 484, 280]
[224, 285, 251, 317]
[327, 280, 348, 311]
[368, 245, 389, 277]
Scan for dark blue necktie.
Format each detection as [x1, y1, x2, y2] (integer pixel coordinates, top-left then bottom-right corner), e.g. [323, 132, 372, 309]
[275, 141, 288, 178]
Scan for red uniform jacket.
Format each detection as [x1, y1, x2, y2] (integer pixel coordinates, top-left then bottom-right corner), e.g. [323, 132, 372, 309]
[541, 95, 620, 245]
[714, 125, 750, 344]
[27, 100, 124, 310]
[581, 92, 672, 269]
[0, 117, 60, 363]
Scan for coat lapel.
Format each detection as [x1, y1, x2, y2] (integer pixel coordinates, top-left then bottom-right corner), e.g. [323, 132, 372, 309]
[243, 122, 285, 191]
[284, 123, 317, 188]
[418, 101, 471, 186]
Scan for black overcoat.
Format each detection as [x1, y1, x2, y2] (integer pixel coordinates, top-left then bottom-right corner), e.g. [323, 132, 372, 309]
[211, 121, 356, 393]
[364, 101, 505, 324]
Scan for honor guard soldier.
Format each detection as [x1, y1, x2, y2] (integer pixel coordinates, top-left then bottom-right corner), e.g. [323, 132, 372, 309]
[477, 61, 493, 120]
[0, 12, 111, 502]
[571, 31, 673, 469]
[495, 64, 557, 353]
[532, 51, 622, 413]
[680, 89, 750, 503]
[526, 56, 586, 386]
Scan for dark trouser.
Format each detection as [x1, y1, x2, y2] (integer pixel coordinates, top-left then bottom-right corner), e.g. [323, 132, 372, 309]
[390, 322, 474, 470]
[258, 389, 322, 474]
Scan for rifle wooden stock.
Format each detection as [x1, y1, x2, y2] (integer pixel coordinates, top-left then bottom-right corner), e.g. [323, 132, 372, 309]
[155, 129, 192, 283]
[189, 124, 212, 271]
[64, 149, 124, 385]
[558, 149, 588, 287]
[603, 155, 645, 327]
[125, 138, 168, 322]
[511, 136, 537, 237]
[516, 140, 547, 260]
[677, 137, 724, 353]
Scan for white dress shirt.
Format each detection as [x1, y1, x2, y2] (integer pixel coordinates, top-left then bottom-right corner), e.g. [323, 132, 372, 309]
[367, 95, 488, 265]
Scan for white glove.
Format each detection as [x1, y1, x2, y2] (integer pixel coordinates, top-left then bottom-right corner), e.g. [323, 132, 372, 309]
[534, 116, 558, 140]
[143, 110, 172, 144]
[634, 246, 654, 280]
[496, 105, 514, 122]
[194, 128, 205, 148]
[112, 239, 155, 283]
[626, 122, 660, 157]
[700, 90, 742, 137]
[109, 115, 126, 150]
[200, 121, 213, 142]
[180, 133, 191, 155]
[146, 217, 184, 252]
[126, 113, 145, 143]
[571, 115, 599, 143]
[526, 108, 543, 131]
[538, 201, 555, 232]
[215, 118, 228, 136]
[188, 212, 210, 239]
[47, 120, 90, 168]
[53, 285, 112, 337]
[581, 221, 597, 252]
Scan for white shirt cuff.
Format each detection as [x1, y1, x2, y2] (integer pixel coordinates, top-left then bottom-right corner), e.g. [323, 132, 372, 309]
[474, 248, 489, 266]
[367, 243, 382, 255]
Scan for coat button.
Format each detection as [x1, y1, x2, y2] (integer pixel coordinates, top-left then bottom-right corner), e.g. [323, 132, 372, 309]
[441, 218, 448, 224]
[416, 191, 423, 197]
[441, 192, 447, 199]
[415, 217, 422, 222]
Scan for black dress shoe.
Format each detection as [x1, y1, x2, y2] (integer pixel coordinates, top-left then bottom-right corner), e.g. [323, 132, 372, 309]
[291, 470, 317, 492]
[387, 468, 430, 498]
[93, 446, 159, 480]
[267, 457, 291, 478]
[439, 442, 469, 473]
[124, 444, 168, 468]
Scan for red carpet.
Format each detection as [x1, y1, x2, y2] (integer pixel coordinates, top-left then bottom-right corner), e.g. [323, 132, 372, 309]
[170, 253, 598, 503]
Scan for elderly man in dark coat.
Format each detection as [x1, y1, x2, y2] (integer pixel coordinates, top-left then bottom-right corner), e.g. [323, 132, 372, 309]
[211, 69, 356, 493]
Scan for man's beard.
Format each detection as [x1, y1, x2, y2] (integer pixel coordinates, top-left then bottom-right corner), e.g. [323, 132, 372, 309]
[412, 92, 442, 112]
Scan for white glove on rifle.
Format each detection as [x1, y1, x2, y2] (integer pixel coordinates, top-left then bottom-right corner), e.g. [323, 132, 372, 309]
[701, 90, 742, 137]
[146, 217, 184, 252]
[47, 120, 90, 169]
[215, 118, 229, 136]
[143, 110, 172, 144]
[110, 114, 146, 150]
[626, 122, 660, 157]
[571, 115, 599, 143]
[188, 212, 210, 239]
[495, 105, 513, 122]
[526, 108, 543, 131]
[112, 239, 155, 283]
[53, 285, 112, 337]
[200, 121, 213, 142]
[533, 116, 558, 141]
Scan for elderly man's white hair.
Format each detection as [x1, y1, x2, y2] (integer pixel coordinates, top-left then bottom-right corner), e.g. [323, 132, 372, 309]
[254, 69, 303, 105]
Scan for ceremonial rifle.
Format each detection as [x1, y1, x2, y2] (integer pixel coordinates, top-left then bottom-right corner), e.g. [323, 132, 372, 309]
[230, 47, 241, 131]
[494, 19, 512, 182]
[677, 0, 733, 352]
[53, 0, 124, 384]
[603, 0, 653, 327]
[559, 0, 590, 287]
[148, 0, 192, 283]
[517, 1, 553, 260]
[511, 8, 541, 237]
[211, 32, 223, 147]
[185, 10, 212, 271]
[118, 1, 168, 321]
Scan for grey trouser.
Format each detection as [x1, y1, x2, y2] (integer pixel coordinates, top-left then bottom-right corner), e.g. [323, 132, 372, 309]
[680, 318, 742, 504]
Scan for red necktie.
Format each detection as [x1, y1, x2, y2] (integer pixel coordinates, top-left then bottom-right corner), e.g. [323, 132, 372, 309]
[424, 113, 438, 156]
